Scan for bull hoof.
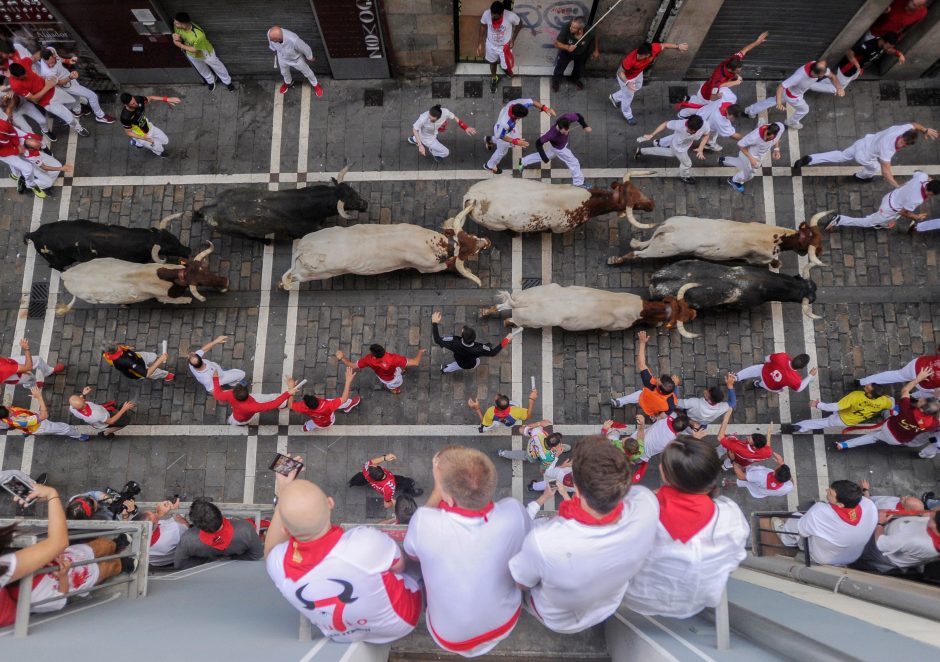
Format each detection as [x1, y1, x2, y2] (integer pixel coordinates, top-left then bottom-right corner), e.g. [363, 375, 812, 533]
[503, 319, 516, 329]
[479, 306, 496, 318]
[607, 255, 624, 266]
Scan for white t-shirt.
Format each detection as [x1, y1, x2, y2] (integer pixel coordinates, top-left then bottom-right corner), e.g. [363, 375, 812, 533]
[676, 397, 731, 425]
[797, 498, 878, 566]
[38, 53, 70, 84]
[508, 486, 659, 633]
[622, 497, 749, 618]
[666, 119, 708, 150]
[404, 498, 530, 656]
[413, 108, 456, 140]
[736, 123, 784, 159]
[30, 543, 99, 614]
[739, 465, 794, 499]
[698, 99, 736, 138]
[639, 417, 678, 462]
[267, 526, 420, 644]
[268, 28, 312, 65]
[149, 518, 188, 567]
[481, 10, 520, 47]
[188, 349, 225, 393]
[859, 123, 912, 163]
[69, 401, 110, 428]
[876, 517, 940, 569]
[884, 170, 929, 213]
[0, 553, 16, 588]
[782, 62, 830, 97]
[494, 98, 533, 139]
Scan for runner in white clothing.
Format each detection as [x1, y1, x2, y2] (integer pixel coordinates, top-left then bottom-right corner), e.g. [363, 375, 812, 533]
[138, 499, 189, 567]
[679, 98, 743, 152]
[477, 2, 522, 92]
[635, 115, 709, 183]
[720, 122, 784, 193]
[409, 104, 477, 161]
[509, 438, 659, 634]
[0, 338, 65, 390]
[187, 335, 246, 393]
[267, 26, 321, 96]
[745, 60, 843, 129]
[483, 97, 554, 174]
[17, 131, 71, 192]
[857, 510, 940, 572]
[795, 122, 936, 185]
[676, 373, 737, 430]
[68, 386, 135, 438]
[730, 455, 793, 499]
[37, 48, 114, 123]
[828, 171, 939, 231]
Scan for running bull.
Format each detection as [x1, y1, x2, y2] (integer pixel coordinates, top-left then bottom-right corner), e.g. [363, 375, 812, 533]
[478, 282, 700, 338]
[24, 213, 190, 272]
[608, 211, 828, 270]
[57, 243, 228, 314]
[462, 170, 656, 233]
[193, 167, 368, 242]
[279, 205, 491, 289]
[649, 259, 820, 320]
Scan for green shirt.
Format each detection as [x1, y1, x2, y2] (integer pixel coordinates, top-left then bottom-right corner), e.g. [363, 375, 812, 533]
[556, 21, 594, 57]
[174, 24, 214, 60]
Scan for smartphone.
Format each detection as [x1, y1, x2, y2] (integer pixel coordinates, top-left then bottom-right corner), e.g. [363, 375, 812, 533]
[1, 471, 37, 506]
[270, 453, 304, 477]
[547, 480, 557, 489]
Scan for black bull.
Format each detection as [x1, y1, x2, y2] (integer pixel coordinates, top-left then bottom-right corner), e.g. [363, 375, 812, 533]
[192, 183, 368, 241]
[650, 260, 817, 310]
[24, 220, 190, 272]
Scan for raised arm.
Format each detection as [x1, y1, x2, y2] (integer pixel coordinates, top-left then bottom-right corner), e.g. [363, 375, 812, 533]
[106, 401, 136, 426]
[794, 367, 818, 393]
[634, 330, 650, 373]
[8, 484, 68, 582]
[30, 386, 49, 422]
[17, 338, 33, 374]
[199, 334, 229, 355]
[902, 367, 933, 398]
[406, 348, 426, 367]
[145, 351, 169, 378]
[339, 366, 355, 402]
[739, 31, 769, 57]
[334, 349, 358, 369]
[717, 408, 732, 439]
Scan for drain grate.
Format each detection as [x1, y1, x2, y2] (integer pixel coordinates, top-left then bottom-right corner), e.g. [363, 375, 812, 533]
[27, 282, 48, 318]
[464, 80, 483, 98]
[879, 82, 900, 101]
[668, 86, 688, 104]
[503, 86, 522, 104]
[522, 277, 542, 290]
[364, 89, 384, 107]
[906, 88, 940, 106]
[431, 81, 451, 98]
[366, 495, 386, 519]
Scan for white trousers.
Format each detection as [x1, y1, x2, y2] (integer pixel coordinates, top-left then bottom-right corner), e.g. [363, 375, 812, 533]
[745, 93, 809, 126]
[0, 154, 37, 187]
[2, 355, 56, 389]
[278, 57, 317, 86]
[792, 411, 846, 432]
[613, 390, 642, 407]
[138, 351, 169, 380]
[724, 152, 762, 184]
[62, 80, 105, 118]
[486, 123, 516, 169]
[638, 135, 692, 177]
[809, 142, 880, 179]
[28, 152, 63, 190]
[689, 84, 737, 106]
[416, 133, 449, 159]
[612, 71, 643, 120]
[842, 423, 902, 449]
[809, 69, 857, 94]
[735, 363, 776, 390]
[377, 367, 404, 390]
[484, 41, 510, 70]
[914, 218, 940, 233]
[131, 124, 169, 156]
[301, 398, 355, 431]
[187, 52, 232, 86]
[860, 358, 917, 386]
[521, 144, 583, 185]
[36, 419, 83, 438]
[836, 199, 898, 229]
[45, 90, 81, 129]
[13, 100, 48, 134]
[443, 358, 480, 374]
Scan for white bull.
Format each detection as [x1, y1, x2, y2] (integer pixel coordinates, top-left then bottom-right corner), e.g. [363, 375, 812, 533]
[478, 283, 699, 338]
[608, 212, 827, 271]
[279, 206, 491, 289]
[462, 171, 656, 233]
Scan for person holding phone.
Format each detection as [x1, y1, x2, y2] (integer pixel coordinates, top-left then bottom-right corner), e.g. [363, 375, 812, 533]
[348, 453, 422, 509]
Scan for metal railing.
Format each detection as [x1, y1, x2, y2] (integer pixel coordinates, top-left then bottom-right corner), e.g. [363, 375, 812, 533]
[750, 511, 812, 566]
[1, 518, 152, 637]
[135, 502, 273, 534]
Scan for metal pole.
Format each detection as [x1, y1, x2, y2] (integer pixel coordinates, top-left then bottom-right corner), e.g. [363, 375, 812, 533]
[573, 0, 626, 48]
[13, 572, 33, 637]
[715, 586, 731, 650]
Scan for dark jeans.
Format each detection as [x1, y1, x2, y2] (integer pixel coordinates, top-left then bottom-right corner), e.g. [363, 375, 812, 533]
[553, 50, 589, 84]
[348, 472, 418, 495]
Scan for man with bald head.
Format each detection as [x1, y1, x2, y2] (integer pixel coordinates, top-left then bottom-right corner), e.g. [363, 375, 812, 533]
[265, 478, 420, 644]
[267, 26, 322, 97]
[68, 385, 135, 438]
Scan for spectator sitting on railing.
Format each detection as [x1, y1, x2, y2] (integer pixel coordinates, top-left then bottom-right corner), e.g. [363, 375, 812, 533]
[508, 436, 658, 634]
[136, 498, 189, 567]
[0, 483, 68, 624]
[265, 458, 421, 644]
[854, 479, 940, 573]
[771, 479, 878, 566]
[621, 437, 749, 619]
[66, 481, 141, 521]
[173, 499, 263, 570]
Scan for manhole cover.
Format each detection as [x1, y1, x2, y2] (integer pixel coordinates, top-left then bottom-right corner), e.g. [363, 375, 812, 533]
[522, 277, 542, 289]
[431, 81, 451, 98]
[907, 88, 940, 106]
[879, 82, 900, 101]
[364, 89, 384, 106]
[366, 495, 386, 519]
[464, 80, 483, 98]
[27, 282, 48, 319]
[503, 86, 522, 103]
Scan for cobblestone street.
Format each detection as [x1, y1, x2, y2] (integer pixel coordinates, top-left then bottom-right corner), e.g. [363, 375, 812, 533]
[0, 73, 938, 522]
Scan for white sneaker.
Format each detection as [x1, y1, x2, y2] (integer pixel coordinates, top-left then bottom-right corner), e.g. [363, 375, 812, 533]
[722, 458, 733, 471]
[608, 94, 618, 108]
[787, 121, 804, 130]
[610, 395, 622, 408]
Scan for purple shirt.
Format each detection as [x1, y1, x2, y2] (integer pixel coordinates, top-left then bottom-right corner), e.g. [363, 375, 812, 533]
[538, 113, 585, 150]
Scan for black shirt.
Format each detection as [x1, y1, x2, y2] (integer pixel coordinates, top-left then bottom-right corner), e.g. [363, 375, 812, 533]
[104, 348, 148, 380]
[839, 38, 887, 76]
[556, 21, 594, 57]
[432, 323, 505, 369]
[120, 96, 150, 133]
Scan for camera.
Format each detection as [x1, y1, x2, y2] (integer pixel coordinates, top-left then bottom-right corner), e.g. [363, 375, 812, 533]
[104, 480, 141, 517]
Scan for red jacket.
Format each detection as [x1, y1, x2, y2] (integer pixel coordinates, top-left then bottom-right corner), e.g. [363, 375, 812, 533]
[212, 374, 289, 423]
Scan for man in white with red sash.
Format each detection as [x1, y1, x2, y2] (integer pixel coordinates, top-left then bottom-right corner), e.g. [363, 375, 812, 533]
[744, 60, 844, 129]
[509, 437, 658, 634]
[266, 478, 420, 644]
[138, 499, 190, 567]
[773, 480, 878, 565]
[731, 454, 794, 499]
[404, 446, 530, 657]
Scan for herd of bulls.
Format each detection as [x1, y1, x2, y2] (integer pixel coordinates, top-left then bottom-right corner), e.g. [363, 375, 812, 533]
[23, 169, 828, 338]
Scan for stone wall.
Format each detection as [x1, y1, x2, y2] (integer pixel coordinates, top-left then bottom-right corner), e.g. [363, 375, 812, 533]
[383, 0, 455, 75]
[586, 0, 664, 75]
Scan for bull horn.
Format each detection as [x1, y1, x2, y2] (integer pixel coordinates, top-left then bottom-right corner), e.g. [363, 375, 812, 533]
[156, 211, 183, 230]
[676, 320, 699, 339]
[150, 244, 166, 264]
[336, 200, 352, 219]
[808, 210, 831, 228]
[802, 298, 821, 320]
[193, 241, 214, 262]
[335, 165, 350, 184]
[677, 282, 699, 300]
[443, 204, 474, 234]
[454, 258, 482, 287]
[622, 169, 656, 182]
[189, 284, 207, 302]
[807, 244, 825, 267]
[55, 295, 77, 316]
[620, 206, 656, 229]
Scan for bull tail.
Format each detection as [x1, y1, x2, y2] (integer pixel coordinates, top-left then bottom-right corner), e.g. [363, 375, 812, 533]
[55, 296, 77, 316]
[495, 290, 515, 307]
[23, 231, 33, 245]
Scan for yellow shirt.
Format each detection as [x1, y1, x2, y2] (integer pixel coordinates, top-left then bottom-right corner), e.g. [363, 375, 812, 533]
[836, 391, 893, 425]
[481, 405, 528, 428]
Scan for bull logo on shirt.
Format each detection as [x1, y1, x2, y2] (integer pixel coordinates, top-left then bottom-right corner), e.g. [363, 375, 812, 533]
[295, 579, 358, 632]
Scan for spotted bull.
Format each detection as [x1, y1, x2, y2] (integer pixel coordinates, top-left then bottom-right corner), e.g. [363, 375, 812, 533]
[462, 171, 655, 233]
[24, 213, 190, 272]
[56, 243, 228, 314]
[193, 167, 368, 242]
[478, 282, 700, 338]
[279, 205, 491, 290]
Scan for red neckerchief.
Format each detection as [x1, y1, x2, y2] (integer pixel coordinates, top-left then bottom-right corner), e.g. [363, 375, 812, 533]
[562, 473, 574, 487]
[78, 404, 92, 417]
[803, 61, 815, 76]
[921, 183, 928, 202]
[759, 124, 772, 140]
[198, 516, 235, 549]
[491, 16, 504, 29]
[719, 101, 733, 117]
[493, 406, 512, 418]
[665, 417, 676, 435]
[830, 503, 863, 526]
[765, 472, 784, 490]
[656, 485, 716, 543]
[150, 524, 161, 546]
[558, 496, 623, 526]
[283, 525, 343, 581]
[103, 348, 125, 362]
[926, 525, 940, 552]
[438, 500, 494, 522]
